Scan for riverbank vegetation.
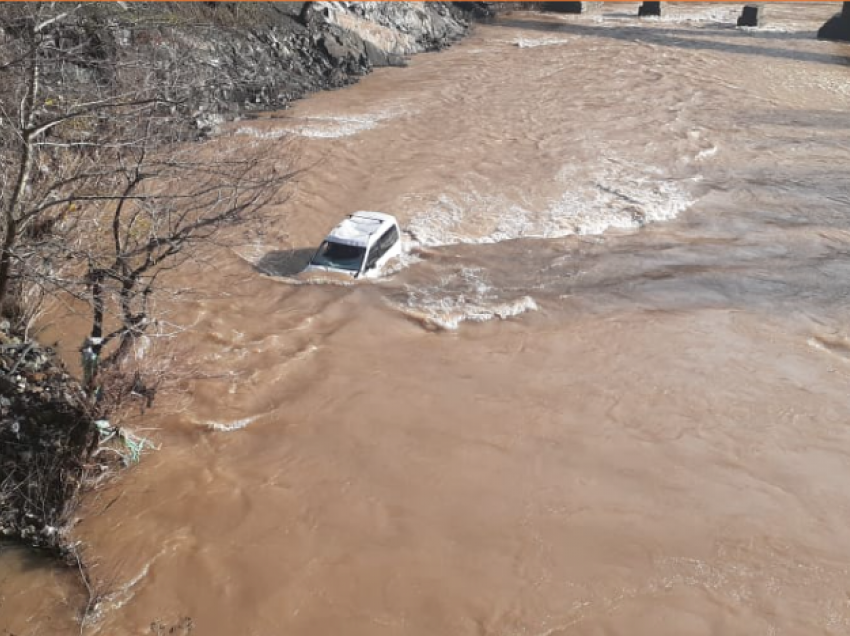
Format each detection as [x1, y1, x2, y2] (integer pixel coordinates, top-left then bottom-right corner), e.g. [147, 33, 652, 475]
[0, 2, 290, 563]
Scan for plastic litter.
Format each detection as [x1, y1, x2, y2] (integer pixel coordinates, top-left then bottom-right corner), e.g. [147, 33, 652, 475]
[95, 420, 158, 465]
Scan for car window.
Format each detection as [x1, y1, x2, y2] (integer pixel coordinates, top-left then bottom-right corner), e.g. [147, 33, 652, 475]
[366, 243, 383, 269]
[382, 226, 399, 252]
[365, 225, 399, 270]
[311, 241, 366, 272]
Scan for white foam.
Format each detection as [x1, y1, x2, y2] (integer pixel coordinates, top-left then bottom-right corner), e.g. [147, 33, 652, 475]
[271, 273, 357, 287]
[548, 163, 695, 234]
[205, 416, 259, 432]
[434, 295, 537, 330]
[406, 192, 532, 247]
[381, 245, 423, 277]
[514, 36, 571, 49]
[234, 126, 289, 140]
[400, 294, 538, 331]
[237, 108, 408, 141]
[406, 159, 696, 248]
[293, 114, 385, 139]
[695, 145, 719, 161]
[391, 267, 538, 330]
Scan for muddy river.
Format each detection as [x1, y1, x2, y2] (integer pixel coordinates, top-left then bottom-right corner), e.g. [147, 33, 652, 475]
[3, 3, 850, 635]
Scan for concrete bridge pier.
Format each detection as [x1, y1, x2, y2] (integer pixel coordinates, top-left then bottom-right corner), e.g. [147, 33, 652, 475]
[818, 2, 850, 41]
[638, 2, 662, 17]
[542, 2, 603, 14]
[737, 4, 762, 27]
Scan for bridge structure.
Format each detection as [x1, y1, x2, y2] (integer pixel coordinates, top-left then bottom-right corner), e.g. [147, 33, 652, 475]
[818, 1, 850, 40]
[537, 2, 850, 41]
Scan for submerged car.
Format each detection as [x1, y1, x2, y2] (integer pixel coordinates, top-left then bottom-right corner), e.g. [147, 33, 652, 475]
[305, 211, 402, 279]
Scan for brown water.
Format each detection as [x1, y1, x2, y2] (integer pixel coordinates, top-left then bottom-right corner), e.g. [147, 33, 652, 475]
[4, 4, 850, 635]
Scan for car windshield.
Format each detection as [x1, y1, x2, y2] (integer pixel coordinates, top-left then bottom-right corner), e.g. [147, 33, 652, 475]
[311, 241, 366, 272]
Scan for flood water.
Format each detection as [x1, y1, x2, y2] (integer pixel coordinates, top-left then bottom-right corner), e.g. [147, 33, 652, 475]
[3, 3, 850, 635]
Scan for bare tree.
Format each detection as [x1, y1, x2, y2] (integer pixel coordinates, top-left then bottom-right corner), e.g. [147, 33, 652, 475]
[63, 137, 287, 390]
[0, 3, 292, 394]
[0, 3, 159, 305]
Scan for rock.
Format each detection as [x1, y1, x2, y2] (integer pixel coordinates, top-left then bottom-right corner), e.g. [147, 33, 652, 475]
[817, 2, 850, 42]
[452, 2, 497, 19]
[39, 2, 470, 121]
[272, 2, 308, 20]
[638, 2, 662, 17]
[737, 4, 762, 27]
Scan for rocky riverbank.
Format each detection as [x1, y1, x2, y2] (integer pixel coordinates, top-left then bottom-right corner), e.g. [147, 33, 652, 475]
[0, 328, 96, 558]
[70, 2, 477, 133]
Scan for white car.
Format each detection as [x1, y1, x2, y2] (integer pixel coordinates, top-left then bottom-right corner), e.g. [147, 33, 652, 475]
[305, 211, 402, 279]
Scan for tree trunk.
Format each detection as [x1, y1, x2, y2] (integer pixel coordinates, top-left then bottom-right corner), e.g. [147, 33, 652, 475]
[0, 37, 39, 309]
[0, 214, 19, 312]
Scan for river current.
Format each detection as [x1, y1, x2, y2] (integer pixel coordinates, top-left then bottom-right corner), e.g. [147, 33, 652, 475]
[3, 3, 850, 635]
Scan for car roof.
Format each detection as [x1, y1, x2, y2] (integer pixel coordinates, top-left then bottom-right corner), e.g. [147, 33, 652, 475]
[325, 211, 398, 248]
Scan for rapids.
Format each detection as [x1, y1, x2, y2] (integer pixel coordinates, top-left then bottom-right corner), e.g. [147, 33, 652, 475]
[3, 3, 850, 635]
